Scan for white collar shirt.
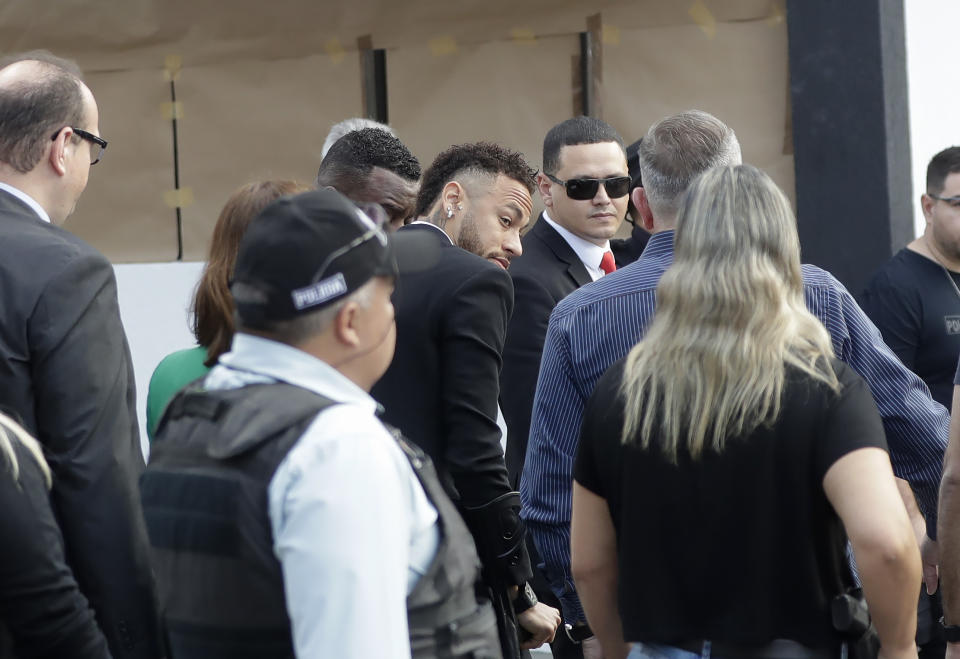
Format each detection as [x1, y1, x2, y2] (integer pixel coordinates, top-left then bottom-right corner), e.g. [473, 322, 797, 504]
[205, 333, 439, 659]
[0, 182, 51, 223]
[541, 210, 610, 281]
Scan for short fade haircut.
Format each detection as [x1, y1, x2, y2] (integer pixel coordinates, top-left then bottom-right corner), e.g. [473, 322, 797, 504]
[639, 109, 742, 220]
[414, 142, 536, 218]
[321, 117, 395, 159]
[316, 127, 421, 188]
[542, 116, 626, 175]
[0, 50, 86, 174]
[926, 146, 960, 195]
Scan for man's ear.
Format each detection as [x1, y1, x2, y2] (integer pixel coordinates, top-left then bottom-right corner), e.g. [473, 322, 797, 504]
[536, 172, 554, 208]
[921, 193, 936, 224]
[48, 128, 71, 177]
[333, 301, 362, 348]
[633, 187, 655, 232]
[440, 181, 465, 216]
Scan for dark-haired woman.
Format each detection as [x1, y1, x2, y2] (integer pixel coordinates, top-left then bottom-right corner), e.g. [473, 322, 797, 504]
[146, 179, 309, 439]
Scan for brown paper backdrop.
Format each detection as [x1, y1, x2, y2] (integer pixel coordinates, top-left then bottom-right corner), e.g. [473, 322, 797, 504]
[1, 0, 790, 261]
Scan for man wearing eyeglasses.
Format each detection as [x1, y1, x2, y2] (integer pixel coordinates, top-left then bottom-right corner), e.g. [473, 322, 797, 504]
[859, 146, 960, 659]
[0, 52, 161, 658]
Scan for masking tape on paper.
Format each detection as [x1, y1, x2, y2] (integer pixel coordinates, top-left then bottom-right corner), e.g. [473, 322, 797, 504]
[429, 36, 458, 56]
[511, 28, 537, 45]
[163, 55, 182, 82]
[160, 101, 184, 121]
[164, 188, 195, 209]
[325, 38, 346, 64]
[688, 0, 717, 39]
[766, 1, 785, 26]
[602, 25, 620, 46]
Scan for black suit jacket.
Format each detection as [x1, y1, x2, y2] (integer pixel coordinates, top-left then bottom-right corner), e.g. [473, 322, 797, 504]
[372, 223, 532, 587]
[500, 216, 592, 486]
[0, 189, 160, 658]
[374, 223, 515, 507]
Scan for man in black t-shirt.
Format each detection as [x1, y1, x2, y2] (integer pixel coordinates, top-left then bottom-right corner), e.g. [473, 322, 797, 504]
[860, 146, 960, 410]
[860, 145, 960, 659]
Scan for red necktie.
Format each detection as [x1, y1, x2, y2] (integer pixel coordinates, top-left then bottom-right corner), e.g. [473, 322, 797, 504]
[600, 250, 616, 275]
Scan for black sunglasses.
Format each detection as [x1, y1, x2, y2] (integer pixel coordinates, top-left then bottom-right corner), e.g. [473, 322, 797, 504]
[50, 127, 108, 165]
[545, 172, 631, 201]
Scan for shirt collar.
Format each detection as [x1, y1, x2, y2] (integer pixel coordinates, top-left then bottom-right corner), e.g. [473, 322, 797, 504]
[408, 220, 454, 245]
[542, 210, 609, 270]
[210, 333, 378, 413]
[641, 230, 675, 259]
[0, 182, 51, 223]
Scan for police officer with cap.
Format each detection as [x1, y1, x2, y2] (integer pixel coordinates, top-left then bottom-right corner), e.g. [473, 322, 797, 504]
[141, 188, 502, 659]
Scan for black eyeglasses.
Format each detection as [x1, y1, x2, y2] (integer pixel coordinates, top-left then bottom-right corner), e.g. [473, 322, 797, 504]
[545, 172, 631, 201]
[929, 193, 960, 209]
[50, 127, 108, 165]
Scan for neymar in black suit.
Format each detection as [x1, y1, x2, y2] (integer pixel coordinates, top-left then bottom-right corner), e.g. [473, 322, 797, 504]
[371, 142, 561, 657]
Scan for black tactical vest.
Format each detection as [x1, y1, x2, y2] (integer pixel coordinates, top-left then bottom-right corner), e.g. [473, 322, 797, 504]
[141, 382, 501, 659]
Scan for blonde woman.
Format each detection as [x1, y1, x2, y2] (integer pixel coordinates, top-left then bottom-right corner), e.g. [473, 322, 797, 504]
[571, 166, 920, 659]
[0, 411, 110, 658]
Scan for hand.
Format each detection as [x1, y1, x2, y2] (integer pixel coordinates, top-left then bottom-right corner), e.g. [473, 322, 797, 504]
[517, 602, 560, 649]
[582, 634, 605, 659]
[920, 536, 939, 595]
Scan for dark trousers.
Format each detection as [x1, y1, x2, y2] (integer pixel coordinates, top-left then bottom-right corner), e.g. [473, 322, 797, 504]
[918, 585, 945, 659]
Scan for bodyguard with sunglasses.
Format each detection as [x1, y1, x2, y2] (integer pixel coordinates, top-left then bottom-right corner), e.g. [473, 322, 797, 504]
[500, 116, 630, 659]
[0, 52, 162, 658]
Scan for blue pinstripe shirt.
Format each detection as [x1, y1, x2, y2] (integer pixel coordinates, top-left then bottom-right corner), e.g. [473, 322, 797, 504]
[521, 230, 948, 624]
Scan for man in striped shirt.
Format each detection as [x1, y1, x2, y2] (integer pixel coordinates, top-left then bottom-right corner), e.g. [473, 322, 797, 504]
[521, 109, 949, 650]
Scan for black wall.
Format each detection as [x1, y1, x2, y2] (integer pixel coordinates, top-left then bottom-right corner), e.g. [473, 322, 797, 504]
[787, 0, 913, 295]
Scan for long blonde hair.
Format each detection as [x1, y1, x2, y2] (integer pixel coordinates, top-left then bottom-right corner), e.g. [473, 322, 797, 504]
[0, 412, 51, 487]
[620, 165, 839, 459]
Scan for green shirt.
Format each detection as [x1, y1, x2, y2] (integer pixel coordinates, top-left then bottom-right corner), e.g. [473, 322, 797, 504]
[146, 346, 211, 441]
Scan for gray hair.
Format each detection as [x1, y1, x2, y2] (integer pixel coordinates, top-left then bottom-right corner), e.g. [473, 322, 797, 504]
[639, 110, 742, 223]
[321, 118, 395, 159]
[0, 412, 51, 487]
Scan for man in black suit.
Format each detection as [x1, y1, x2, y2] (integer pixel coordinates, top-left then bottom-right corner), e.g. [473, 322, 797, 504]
[0, 52, 160, 658]
[372, 142, 560, 657]
[501, 117, 630, 487]
[498, 118, 629, 659]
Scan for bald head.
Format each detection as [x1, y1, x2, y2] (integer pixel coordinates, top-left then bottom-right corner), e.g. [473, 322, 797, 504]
[0, 52, 88, 174]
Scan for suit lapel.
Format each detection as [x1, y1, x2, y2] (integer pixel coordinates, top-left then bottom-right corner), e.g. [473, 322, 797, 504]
[532, 214, 593, 287]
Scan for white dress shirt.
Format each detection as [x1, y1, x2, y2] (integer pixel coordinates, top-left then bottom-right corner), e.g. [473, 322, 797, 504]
[204, 333, 440, 659]
[0, 182, 51, 223]
[541, 210, 609, 281]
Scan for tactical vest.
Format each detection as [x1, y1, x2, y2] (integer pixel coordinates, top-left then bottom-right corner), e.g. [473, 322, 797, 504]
[141, 382, 501, 659]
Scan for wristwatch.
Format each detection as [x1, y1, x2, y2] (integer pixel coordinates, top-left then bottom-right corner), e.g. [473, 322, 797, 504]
[564, 622, 593, 644]
[941, 617, 960, 642]
[513, 582, 538, 614]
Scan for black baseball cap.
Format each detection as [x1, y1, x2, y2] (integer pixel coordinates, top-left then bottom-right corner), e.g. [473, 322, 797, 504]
[231, 188, 396, 327]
